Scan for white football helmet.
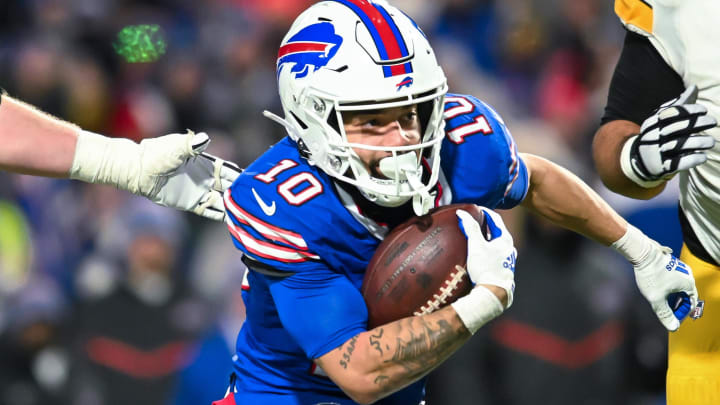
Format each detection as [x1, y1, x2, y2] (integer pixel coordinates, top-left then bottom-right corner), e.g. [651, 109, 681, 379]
[264, 0, 448, 215]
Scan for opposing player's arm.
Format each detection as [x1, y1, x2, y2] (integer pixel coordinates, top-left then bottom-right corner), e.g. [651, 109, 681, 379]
[593, 119, 665, 199]
[0, 92, 78, 177]
[0, 92, 240, 220]
[592, 30, 715, 199]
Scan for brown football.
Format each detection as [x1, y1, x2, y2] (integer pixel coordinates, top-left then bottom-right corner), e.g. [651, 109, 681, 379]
[361, 203, 485, 328]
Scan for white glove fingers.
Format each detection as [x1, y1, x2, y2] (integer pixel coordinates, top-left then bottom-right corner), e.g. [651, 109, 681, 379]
[680, 103, 709, 116]
[663, 313, 681, 332]
[693, 114, 718, 131]
[660, 138, 712, 158]
[680, 134, 716, 151]
[661, 119, 692, 135]
[221, 158, 242, 173]
[691, 286, 699, 310]
[629, 85, 717, 186]
[653, 300, 681, 331]
[456, 210, 483, 241]
[640, 116, 659, 134]
[219, 161, 243, 185]
[672, 153, 708, 173]
[197, 207, 225, 221]
[190, 131, 210, 155]
[658, 104, 706, 121]
[658, 113, 714, 139]
[456, 208, 516, 304]
[196, 153, 242, 191]
[193, 191, 226, 221]
[479, 208, 504, 237]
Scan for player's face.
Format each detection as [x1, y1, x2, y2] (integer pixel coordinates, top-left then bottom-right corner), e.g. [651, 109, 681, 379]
[342, 105, 421, 178]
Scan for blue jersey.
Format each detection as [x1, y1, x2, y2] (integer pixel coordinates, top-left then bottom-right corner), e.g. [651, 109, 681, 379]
[223, 93, 529, 404]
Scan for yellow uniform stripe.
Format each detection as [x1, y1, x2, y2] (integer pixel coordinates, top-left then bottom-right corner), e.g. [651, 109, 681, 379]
[615, 0, 653, 34]
[666, 245, 720, 404]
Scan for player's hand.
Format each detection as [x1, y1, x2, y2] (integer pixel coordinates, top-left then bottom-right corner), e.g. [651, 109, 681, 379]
[621, 84, 717, 188]
[456, 208, 516, 309]
[633, 242, 699, 331]
[137, 131, 242, 221]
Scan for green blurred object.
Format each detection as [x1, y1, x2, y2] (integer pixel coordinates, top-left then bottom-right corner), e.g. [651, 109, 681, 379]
[113, 24, 167, 63]
[0, 200, 32, 293]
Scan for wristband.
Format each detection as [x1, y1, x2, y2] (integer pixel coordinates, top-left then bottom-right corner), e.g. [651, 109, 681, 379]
[451, 286, 504, 335]
[610, 224, 653, 265]
[619, 135, 665, 189]
[69, 130, 143, 193]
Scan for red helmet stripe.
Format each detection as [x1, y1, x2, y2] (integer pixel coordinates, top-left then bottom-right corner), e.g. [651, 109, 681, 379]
[278, 42, 331, 59]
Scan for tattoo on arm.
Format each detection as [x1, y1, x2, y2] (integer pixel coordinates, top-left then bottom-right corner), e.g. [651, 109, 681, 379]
[389, 319, 457, 373]
[374, 375, 390, 387]
[369, 328, 385, 355]
[339, 335, 358, 369]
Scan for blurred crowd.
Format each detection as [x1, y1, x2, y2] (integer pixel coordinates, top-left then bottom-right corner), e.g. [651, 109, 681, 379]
[0, 0, 683, 404]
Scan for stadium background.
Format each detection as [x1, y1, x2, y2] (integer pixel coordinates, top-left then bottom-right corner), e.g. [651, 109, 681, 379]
[0, 0, 684, 404]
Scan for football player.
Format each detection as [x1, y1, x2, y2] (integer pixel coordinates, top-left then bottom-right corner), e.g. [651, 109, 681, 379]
[220, 1, 699, 404]
[592, 0, 720, 402]
[0, 89, 240, 221]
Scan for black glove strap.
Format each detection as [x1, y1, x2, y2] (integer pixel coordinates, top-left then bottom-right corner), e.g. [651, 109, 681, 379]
[629, 134, 654, 181]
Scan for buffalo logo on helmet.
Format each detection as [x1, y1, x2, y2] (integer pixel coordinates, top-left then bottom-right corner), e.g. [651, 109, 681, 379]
[277, 22, 343, 79]
[396, 76, 413, 91]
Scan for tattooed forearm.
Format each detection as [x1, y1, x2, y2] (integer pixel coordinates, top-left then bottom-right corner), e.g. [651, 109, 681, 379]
[369, 328, 385, 355]
[388, 319, 459, 374]
[314, 306, 469, 400]
[374, 374, 390, 387]
[339, 335, 359, 369]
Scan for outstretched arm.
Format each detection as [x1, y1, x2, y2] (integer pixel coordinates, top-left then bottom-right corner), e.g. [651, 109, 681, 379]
[520, 153, 626, 245]
[521, 153, 698, 331]
[0, 92, 78, 177]
[0, 91, 241, 221]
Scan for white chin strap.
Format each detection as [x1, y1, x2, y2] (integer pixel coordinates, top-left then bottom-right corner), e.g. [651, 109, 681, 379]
[378, 152, 433, 215]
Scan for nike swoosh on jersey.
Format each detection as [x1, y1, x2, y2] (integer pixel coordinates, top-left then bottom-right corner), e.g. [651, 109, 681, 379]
[252, 187, 276, 216]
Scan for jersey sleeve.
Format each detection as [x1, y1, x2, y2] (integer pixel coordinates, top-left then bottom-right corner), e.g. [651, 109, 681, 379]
[267, 266, 368, 359]
[441, 93, 529, 209]
[224, 184, 323, 274]
[601, 29, 684, 125]
[222, 141, 334, 274]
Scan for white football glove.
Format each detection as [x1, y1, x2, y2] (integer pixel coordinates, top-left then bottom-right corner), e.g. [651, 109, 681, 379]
[620, 85, 717, 188]
[70, 130, 242, 221]
[452, 208, 516, 334]
[612, 225, 699, 331]
[457, 208, 516, 307]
